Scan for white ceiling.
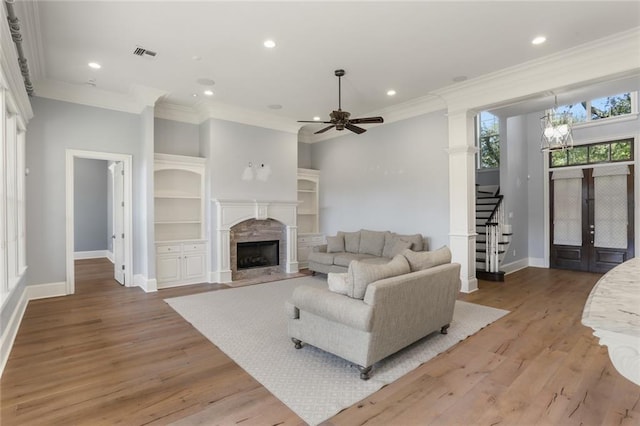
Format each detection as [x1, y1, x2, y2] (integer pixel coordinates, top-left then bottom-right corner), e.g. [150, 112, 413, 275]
[15, 1, 640, 127]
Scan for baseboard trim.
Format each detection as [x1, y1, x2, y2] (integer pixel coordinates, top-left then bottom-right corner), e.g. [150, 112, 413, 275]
[106, 251, 114, 263]
[1, 281, 67, 378]
[74, 250, 110, 260]
[26, 281, 67, 300]
[503, 258, 530, 275]
[528, 257, 547, 268]
[134, 274, 157, 293]
[0, 287, 28, 377]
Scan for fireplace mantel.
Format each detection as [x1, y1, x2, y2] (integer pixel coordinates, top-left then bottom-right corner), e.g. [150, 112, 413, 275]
[212, 199, 298, 282]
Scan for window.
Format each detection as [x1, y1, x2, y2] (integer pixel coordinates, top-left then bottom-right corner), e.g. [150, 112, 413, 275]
[550, 139, 634, 168]
[551, 92, 636, 125]
[477, 111, 500, 169]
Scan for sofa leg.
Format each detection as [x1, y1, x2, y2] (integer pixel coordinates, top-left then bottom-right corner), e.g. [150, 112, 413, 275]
[358, 365, 372, 380]
[291, 338, 303, 349]
[440, 324, 450, 335]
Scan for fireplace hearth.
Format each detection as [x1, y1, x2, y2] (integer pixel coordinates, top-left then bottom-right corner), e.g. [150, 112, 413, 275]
[237, 240, 279, 270]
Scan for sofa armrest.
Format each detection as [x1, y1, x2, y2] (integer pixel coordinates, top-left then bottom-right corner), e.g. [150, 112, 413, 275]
[291, 285, 374, 332]
[313, 244, 328, 253]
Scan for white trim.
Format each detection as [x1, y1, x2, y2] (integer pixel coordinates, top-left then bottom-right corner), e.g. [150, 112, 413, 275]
[134, 274, 158, 293]
[106, 250, 114, 263]
[528, 257, 547, 268]
[502, 258, 530, 275]
[66, 150, 134, 294]
[0, 286, 27, 377]
[74, 250, 111, 260]
[0, 281, 68, 377]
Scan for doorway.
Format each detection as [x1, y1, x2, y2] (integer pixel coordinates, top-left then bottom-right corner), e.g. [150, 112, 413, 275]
[65, 150, 133, 294]
[550, 164, 635, 273]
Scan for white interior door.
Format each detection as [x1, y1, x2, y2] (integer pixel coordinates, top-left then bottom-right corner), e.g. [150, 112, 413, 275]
[113, 161, 125, 285]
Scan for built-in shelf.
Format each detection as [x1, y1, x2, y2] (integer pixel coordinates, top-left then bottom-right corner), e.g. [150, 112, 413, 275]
[297, 168, 323, 268]
[154, 153, 208, 288]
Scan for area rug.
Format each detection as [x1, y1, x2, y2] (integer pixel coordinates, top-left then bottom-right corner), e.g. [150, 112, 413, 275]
[165, 276, 509, 425]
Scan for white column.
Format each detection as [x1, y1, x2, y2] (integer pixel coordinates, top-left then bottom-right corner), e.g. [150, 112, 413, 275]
[447, 110, 478, 293]
[286, 225, 299, 273]
[216, 229, 232, 283]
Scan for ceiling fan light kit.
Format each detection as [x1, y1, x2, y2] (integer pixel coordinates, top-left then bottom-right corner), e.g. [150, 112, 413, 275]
[298, 69, 384, 135]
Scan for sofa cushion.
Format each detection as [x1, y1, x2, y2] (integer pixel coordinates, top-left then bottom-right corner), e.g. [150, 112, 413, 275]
[402, 246, 452, 272]
[347, 254, 410, 299]
[326, 235, 345, 253]
[333, 253, 376, 267]
[360, 257, 392, 265]
[341, 231, 361, 253]
[394, 233, 424, 251]
[308, 251, 336, 265]
[327, 272, 350, 295]
[382, 237, 412, 259]
[358, 229, 387, 256]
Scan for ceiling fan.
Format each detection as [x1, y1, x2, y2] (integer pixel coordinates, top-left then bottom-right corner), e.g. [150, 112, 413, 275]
[298, 69, 384, 134]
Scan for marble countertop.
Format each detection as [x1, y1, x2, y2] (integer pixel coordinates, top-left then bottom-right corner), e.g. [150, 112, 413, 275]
[582, 257, 640, 337]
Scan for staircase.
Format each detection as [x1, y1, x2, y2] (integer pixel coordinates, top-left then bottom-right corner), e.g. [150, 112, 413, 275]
[475, 185, 512, 282]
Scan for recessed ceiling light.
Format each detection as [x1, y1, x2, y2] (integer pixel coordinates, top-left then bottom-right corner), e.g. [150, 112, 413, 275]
[387, 90, 396, 96]
[532, 36, 546, 45]
[88, 62, 101, 69]
[263, 39, 276, 48]
[192, 93, 198, 97]
[203, 90, 214, 96]
[313, 116, 321, 121]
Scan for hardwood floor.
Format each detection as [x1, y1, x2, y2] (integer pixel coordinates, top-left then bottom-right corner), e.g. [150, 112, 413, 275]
[1, 259, 638, 425]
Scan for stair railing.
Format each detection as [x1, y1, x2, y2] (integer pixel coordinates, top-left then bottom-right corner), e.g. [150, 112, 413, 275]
[484, 196, 504, 273]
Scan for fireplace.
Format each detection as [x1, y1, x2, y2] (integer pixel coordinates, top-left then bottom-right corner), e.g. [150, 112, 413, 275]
[237, 240, 279, 270]
[213, 200, 299, 283]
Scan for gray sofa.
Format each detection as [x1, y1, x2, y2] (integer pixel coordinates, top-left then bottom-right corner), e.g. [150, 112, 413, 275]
[287, 247, 460, 379]
[308, 229, 427, 274]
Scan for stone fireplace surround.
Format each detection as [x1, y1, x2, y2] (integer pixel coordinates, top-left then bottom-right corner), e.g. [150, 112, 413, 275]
[213, 200, 298, 283]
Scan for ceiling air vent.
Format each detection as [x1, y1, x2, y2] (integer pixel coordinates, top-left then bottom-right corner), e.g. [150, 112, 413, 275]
[133, 46, 157, 58]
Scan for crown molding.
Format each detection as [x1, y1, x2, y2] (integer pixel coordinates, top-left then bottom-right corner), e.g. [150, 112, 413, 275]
[154, 102, 201, 124]
[194, 100, 299, 134]
[11, 0, 45, 80]
[0, 4, 33, 121]
[434, 27, 640, 114]
[33, 79, 169, 114]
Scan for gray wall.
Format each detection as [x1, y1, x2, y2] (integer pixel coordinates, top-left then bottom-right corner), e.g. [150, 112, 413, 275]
[154, 118, 200, 156]
[298, 141, 312, 169]
[311, 111, 450, 250]
[26, 97, 145, 285]
[208, 118, 298, 201]
[499, 116, 529, 265]
[74, 158, 109, 252]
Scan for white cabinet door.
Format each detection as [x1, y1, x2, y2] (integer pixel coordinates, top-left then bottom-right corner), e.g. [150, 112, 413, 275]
[157, 255, 181, 283]
[183, 253, 206, 281]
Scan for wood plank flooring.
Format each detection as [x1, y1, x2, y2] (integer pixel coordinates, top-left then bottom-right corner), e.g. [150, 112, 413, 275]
[1, 259, 639, 425]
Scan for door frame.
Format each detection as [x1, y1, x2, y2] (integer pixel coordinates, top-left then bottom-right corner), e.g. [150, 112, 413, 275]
[543, 133, 640, 269]
[65, 149, 133, 294]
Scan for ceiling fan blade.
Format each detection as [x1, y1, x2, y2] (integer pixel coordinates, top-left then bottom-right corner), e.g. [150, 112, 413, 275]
[315, 125, 336, 134]
[298, 120, 332, 124]
[345, 123, 367, 134]
[349, 116, 384, 124]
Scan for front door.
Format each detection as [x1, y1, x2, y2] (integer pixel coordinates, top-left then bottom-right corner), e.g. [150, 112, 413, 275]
[550, 164, 634, 273]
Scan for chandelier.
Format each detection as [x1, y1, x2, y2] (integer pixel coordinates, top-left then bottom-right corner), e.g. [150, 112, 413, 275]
[540, 95, 573, 151]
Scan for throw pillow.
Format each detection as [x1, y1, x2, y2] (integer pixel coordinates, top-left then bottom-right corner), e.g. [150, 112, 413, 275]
[347, 254, 410, 299]
[327, 272, 350, 295]
[388, 239, 412, 258]
[402, 246, 452, 272]
[342, 231, 361, 253]
[358, 229, 386, 256]
[395, 233, 424, 252]
[326, 235, 345, 253]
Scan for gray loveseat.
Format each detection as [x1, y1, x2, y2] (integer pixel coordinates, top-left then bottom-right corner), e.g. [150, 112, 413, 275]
[308, 229, 427, 274]
[287, 247, 460, 379]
